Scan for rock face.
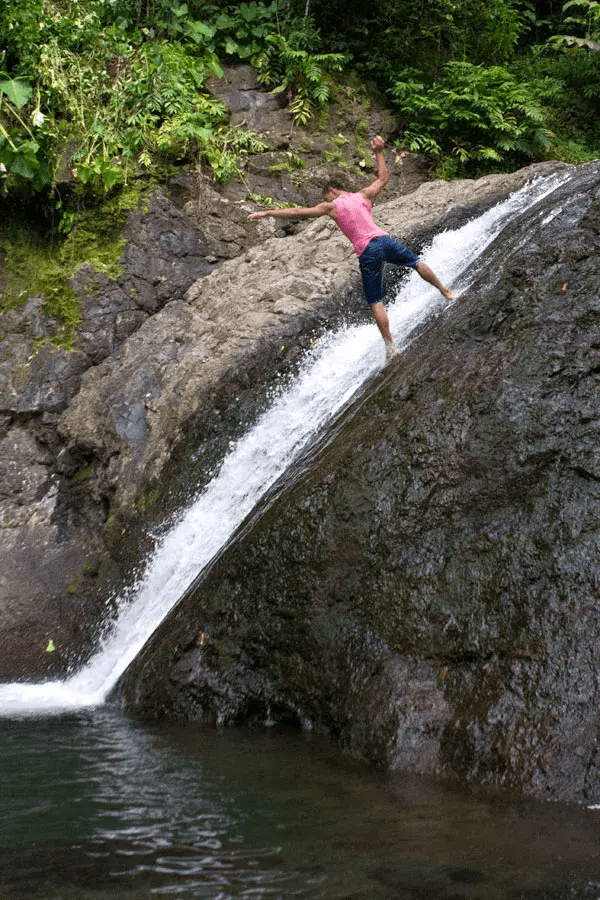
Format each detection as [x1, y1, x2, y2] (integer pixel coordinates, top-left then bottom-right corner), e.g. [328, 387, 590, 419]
[1, 83, 555, 681]
[119, 161, 600, 805]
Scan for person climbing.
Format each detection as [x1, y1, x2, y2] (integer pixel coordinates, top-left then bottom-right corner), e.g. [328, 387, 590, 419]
[248, 135, 454, 361]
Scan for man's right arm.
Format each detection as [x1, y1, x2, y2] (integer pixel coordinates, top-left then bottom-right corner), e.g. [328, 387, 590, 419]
[249, 200, 335, 221]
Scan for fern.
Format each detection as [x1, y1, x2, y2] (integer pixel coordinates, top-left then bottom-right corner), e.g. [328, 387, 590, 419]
[392, 60, 552, 172]
[254, 32, 347, 125]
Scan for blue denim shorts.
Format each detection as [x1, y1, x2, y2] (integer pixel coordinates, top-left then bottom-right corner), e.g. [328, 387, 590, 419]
[358, 235, 419, 305]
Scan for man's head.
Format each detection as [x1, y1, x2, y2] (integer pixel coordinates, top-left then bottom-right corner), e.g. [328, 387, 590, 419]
[323, 180, 345, 202]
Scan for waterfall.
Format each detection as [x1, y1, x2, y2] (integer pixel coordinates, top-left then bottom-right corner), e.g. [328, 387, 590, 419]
[0, 173, 569, 717]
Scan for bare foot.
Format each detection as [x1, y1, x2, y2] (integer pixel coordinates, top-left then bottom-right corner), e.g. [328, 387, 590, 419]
[441, 287, 455, 301]
[385, 341, 399, 362]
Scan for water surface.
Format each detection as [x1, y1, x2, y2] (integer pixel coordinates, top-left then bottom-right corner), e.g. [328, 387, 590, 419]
[1, 709, 599, 899]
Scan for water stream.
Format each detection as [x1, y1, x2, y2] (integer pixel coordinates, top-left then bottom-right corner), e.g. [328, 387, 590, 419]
[0, 172, 570, 718]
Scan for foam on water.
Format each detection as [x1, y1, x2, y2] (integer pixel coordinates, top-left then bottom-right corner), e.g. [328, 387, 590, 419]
[0, 173, 568, 717]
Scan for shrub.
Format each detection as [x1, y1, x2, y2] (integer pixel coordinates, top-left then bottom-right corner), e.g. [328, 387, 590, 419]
[391, 60, 553, 173]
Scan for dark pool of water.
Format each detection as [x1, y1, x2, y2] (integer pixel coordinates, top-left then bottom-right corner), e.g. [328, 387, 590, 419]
[1, 707, 599, 899]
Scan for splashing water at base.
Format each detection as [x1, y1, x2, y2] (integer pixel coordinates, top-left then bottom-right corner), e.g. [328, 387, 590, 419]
[0, 174, 569, 717]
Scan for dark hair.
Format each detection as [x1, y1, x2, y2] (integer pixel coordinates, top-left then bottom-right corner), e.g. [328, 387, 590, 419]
[323, 180, 345, 196]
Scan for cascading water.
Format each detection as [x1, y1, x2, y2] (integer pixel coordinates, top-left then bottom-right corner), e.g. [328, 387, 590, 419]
[0, 173, 570, 717]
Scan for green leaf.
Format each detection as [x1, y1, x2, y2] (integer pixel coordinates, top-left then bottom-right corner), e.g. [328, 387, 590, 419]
[185, 20, 215, 43]
[10, 154, 36, 179]
[0, 73, 33, 110]
[208, 58, 224, 78]
[76, 163, 94, 184]
[101, 166, 120, 190]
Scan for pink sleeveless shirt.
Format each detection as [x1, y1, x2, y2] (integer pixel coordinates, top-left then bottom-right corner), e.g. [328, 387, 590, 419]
[333, 192, 387, 256]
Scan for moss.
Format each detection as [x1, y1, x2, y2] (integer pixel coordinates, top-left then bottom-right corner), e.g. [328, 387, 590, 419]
[135, 490, 159, 511]
[316, 103, 331, 131]
[0, 178, 153, 349]
[332, 133, 349, 147]
[322, 149, 343, 165]
[267, 161, 293, 177]
[267, 151, 307, 178]
[244, 193, 296, 209]
[68, 574, 83, 595]
[74, 464, 93, 483]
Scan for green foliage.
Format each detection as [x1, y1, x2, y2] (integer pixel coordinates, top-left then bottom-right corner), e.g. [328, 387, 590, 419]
[450, 0, 531, 64]
[0, 81, 53, 194]
[0, 235, 83, 348]
[0, 180, 153, 347]
[304, 0, 530, 84]
[0, 74, 33, 109]
[0, 0, 270, 201]
[514, 42, 600, 162]
[202, 126, 267, 181]
[212, 2, 279, 58]
[548, 0, 600, 49]
[0, 0, 45, 71]
[391, 61, 553, 174]
[245, 192, 295, 207]
[267, 150, 306, 175]
[1, 0, 599, 207]
[254, 31, 347, 125]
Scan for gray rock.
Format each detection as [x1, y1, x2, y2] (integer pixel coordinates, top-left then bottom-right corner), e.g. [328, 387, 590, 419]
[206, 64, 291, 134]
[59, 166, 549, 511]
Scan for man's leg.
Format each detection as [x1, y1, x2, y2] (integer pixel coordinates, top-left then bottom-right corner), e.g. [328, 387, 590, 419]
[371, 302, 398, 359]
[416, 260, 454, 301]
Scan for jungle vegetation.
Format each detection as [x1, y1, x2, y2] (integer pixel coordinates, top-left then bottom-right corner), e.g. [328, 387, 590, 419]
[1, 0, 599, 214]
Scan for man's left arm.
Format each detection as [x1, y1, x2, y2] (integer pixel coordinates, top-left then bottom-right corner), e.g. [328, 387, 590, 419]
[249, 200, 334, 220]
[361, 135, 389, 201]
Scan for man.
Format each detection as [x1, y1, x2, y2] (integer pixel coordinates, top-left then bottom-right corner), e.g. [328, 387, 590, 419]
[249, 135, 454, 360]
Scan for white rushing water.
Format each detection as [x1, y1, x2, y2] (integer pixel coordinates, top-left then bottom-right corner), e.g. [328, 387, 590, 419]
[0, 173, 569, 717]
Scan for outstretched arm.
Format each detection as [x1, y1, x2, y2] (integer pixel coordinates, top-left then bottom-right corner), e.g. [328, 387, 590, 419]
[249, 200, 335, 221]
[360, 135, 389, 201]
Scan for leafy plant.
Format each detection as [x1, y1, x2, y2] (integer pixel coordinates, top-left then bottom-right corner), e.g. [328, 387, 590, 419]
[548, 0, 600, 49]
[255, 32, 347, 124]
[213, 2, 278, 58]
[244, 192, 294, 207]
[391, 61, 553, 173]
[201, 126, 267, 181]
[0, 72, 53, 194]
[514, 41, 600, 162]
[0, 1, 277, 201]
[0, 0, 45, 71]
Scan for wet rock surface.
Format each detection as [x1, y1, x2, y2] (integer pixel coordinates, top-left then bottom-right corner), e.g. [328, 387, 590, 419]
[119, 161, 600, 805]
